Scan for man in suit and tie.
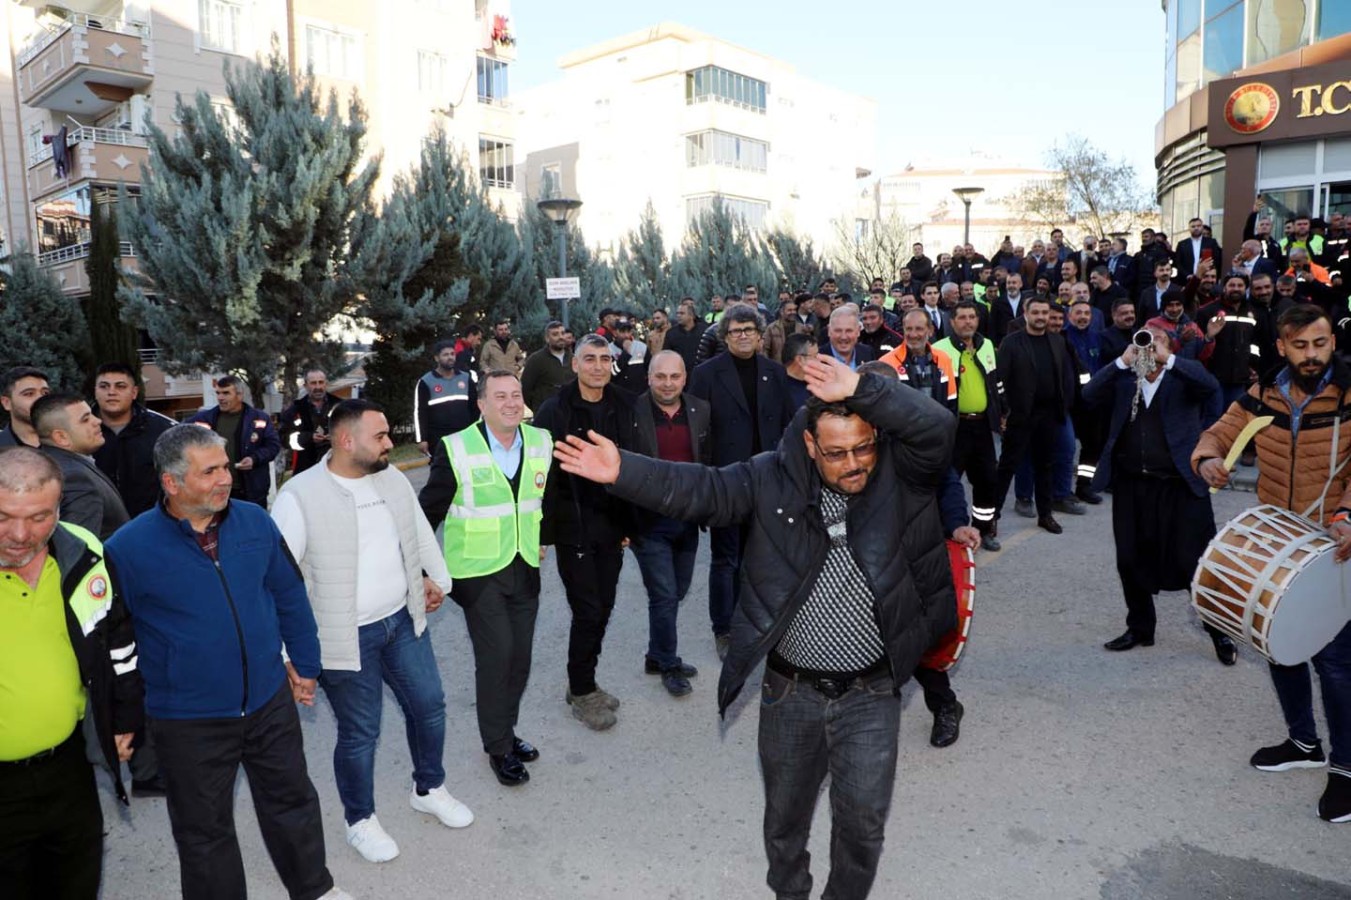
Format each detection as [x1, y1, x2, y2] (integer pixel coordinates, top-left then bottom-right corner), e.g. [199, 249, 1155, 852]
[689, 306, 796, 658]
[820, 305, 876, 370]
[1174, 217, 1223, 280]
[1137, 258, 1184, 322]
[918, 281, 954, 341]
[988, 272, 1029, 345]
[32, 393, 129, 541]
[1106, 238, 1136, 295]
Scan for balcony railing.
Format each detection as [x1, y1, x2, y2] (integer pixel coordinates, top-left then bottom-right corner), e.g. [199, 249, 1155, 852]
[18, 12, 150, 68]
[29, 126, 149, 168]
[37, 240, 136, 266]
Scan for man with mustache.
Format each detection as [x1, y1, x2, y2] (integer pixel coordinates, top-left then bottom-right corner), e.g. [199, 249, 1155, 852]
[1194, 304, 1351, 823]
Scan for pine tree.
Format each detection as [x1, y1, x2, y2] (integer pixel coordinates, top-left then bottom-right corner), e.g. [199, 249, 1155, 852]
[668, 200, 777, 314]
[0, 251, 91, 388]
[762, 227, 824, 296]
[118, 47, 378, 402]
[83, 197, 141, 383]
[613, 200, 669, 312]
[518, 202, 614, 335]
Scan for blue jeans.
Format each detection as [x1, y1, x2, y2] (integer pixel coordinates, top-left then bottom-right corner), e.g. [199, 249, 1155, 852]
[631, 522, 700, 670]
[758, 666, 901, 900]
[709, 525, 743, 636]
[318, 607, 446, 825]
[1015, 415, 1076, 501]
[1269, 620, 1351, 769]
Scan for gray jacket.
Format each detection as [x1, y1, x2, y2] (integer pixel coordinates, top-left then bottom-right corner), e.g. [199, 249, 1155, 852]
[42, 445, 130, 540]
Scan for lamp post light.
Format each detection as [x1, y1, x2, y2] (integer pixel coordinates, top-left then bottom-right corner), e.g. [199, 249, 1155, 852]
[536, 196, 583, 329]
[952, 186, 984, 247]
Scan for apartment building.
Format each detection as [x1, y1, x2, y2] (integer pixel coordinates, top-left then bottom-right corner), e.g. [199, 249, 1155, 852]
[515, 22, 877, 255]
[0, 0, 520, 409]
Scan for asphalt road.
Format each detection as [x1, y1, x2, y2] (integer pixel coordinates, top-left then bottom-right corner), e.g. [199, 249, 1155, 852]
[99, 468, 1351, 900]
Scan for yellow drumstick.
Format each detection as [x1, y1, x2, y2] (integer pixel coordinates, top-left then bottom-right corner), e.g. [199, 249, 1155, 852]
[1210, 415, 1274, 494]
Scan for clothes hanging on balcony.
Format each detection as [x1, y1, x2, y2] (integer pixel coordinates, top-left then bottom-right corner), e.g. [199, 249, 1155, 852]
[51, 126, 69, 178]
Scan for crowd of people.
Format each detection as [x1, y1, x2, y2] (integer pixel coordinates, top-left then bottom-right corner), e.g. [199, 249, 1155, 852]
[5, 208, 1351, 900]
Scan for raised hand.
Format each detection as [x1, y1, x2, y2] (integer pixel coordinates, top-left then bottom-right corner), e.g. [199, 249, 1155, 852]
[554, 430, 621, 484]
[803, 354, 861, 402]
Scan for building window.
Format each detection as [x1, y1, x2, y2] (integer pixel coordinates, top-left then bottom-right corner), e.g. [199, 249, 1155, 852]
[1247, 0, 1312, 67]
[418, 51, 447, 96]
[1177, 0, 1201, 38]
[685, 194, 769, 230]
[539, 162, 561, 200]
[1175, 31, 1202, 102]
[477, 56, 509, 105]
[479, 137, 514, 189]
[1203, 2, 1245, 85]
[200, 0, 244, 54]
[685, 66, 767, 113]
[305, 24, 361, 80]
[1319, 1, 1351, 41]
[685, 130, 768, 173]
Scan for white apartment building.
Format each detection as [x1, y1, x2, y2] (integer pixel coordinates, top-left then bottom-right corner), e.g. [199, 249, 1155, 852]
[515, 22, 876, 256]
[0, 0, 520, 409]
[858, 157, 1064, 259]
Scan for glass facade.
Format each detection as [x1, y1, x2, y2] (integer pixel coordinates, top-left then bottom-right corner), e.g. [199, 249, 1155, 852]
[685, 130, 769, 173]
[478, 137, 514, 189]
[477, 56, 509, 104]
[685, 66, 767, 113]
[685, 193, 769, 229]
[1163, 0, 1351, 104]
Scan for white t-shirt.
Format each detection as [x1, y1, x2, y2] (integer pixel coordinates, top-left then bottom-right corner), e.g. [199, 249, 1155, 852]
[272, 470, 409, 626]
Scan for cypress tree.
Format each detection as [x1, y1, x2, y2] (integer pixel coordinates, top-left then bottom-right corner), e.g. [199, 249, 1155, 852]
[0, 251, 91, 388]
[83, 197, 141, 382]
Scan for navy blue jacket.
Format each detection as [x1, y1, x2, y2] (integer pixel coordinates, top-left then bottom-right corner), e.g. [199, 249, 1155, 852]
[187, 403, 281, 505]
[689, 352, 796, 466]
[105, 500, 320, 720]
[1082, 356, 1223, 497]
[938, 468, 969, 535]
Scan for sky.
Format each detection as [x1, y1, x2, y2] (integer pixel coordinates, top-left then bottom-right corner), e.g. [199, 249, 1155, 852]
[508, 0, 1166, 187]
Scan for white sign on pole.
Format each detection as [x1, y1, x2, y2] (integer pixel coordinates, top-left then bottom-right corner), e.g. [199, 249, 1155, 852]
[546, 277, 582, 300]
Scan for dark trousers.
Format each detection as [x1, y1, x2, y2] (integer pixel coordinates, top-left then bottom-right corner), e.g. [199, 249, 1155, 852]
[911, 665, 956, 713]
[952, 417, 999, 533]
[997, 409, 1059, 517]
[557, 545, 625, 696]
[149, 684, 333, 900]
[1270, 620, 1351, 769]
[0, 730, 102, 900]
[1071, 404, 1107, 484]
[83, 698, 158, 780]
[631, 522, 700, 670]
[759, 667, 901, 900]
[462, 560, 540, 756]
[709, 524, 744, 635]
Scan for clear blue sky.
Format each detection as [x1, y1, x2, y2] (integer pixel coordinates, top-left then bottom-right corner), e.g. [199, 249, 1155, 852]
[509, 0, 1165, 187]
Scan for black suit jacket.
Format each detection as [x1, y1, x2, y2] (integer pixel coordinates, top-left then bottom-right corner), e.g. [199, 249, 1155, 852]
[1174, 236, 1223, 280]
[997, 330, 1076, 424]
[1137, 282, 1185, 321]
[689, 353, 795, 466]
[42, 445, 130, 540]
[814, 340, 878, 368]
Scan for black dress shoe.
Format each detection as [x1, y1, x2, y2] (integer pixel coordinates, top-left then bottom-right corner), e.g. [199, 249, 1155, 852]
[980, 534, 1002, 552]
[489, 752, 530, 786]
[1076, 485, 1103, 505]
[132, 775, 167, 798]
[1037, 515, 1063, 534]
[930, 701, 964, 748]
[1211, 634, 1238, 666]
[1104, 631, 1155, 651]
[512, 737, 539, 762]
[661, 670, 693, 697]
[645, 657, 698, 677]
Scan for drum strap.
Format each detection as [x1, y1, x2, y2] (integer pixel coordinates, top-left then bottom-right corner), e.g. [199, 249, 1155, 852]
[1302, 389, 1350, 522]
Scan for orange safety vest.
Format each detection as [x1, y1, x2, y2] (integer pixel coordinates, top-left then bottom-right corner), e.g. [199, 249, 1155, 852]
[877, 343, 958, 405]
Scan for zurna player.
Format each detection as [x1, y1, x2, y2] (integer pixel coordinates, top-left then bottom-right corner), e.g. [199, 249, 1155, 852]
[1193, 303, 1351, 823]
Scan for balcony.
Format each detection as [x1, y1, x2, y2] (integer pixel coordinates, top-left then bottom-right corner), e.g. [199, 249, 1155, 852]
[38, 239, 139, 295]
[28, 126, 149, 199]
[18, 13, 153, 113]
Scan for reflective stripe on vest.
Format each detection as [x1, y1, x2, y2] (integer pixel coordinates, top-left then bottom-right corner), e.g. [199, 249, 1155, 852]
[58, 522, 114, 638]
[441, 423, 550, 578]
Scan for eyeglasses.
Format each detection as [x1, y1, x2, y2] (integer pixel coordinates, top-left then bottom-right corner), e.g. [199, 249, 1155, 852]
[816, 440, 878, 463]
[727, 326, 760, 337]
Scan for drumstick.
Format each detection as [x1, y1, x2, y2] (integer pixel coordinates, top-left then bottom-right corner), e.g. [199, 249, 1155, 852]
[1211, 415, 1274, 494]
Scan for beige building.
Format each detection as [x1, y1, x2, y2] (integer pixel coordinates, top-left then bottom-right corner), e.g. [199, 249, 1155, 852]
[515, 22, 876, 256]
[0, 0, 520, 410]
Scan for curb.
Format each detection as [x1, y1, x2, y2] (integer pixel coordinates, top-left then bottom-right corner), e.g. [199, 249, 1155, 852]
[396, 456, 430, 472]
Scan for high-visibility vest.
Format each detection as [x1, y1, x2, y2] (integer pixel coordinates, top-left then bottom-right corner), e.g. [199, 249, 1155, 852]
[441, 423, 551, 579]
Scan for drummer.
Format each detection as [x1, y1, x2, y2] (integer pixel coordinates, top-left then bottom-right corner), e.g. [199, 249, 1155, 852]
[1081, 324, 1238, 663]
[1193, 302, 1351, 824]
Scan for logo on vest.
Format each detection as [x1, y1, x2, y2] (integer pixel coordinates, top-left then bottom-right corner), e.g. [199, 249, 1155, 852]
[434, 384, 443, 393]
[534, 471, 546, 489]
[86, 575, 108, 600]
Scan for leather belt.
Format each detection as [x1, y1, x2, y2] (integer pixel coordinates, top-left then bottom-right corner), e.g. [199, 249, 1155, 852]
[767, 654, 889, 700]
[0, 729, 78, 767]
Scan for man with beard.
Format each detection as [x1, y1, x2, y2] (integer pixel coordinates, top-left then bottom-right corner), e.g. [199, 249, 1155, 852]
[1194, 304, 1351, 823]
[0, 367, 49, 449]
[1248, 273, 1282, 372]
[1101, 298, 1140, 364]
[1196, 273, 1263, 410]
[1175, 216, 1223, 280]
[664, 299, 704, 374]
[480, 319, 527, 378]
[1145, 294, 1214, 363]
[988, 272, 1030, 345]
[1089, 266, 1130, 319]
[553, 355, 957, 898]
[275, 400, 469, 858]
[415, 340, 478, 457]
[280, 369, 343, 475]
[520, 320, 574, 413]
[1138, 258, 1183, 322]
[879, 310, 957, 413]
[1084, 324, 1237, 663]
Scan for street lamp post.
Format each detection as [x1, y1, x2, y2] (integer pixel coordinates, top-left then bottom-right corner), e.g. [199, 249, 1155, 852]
[952, 186, 985, 247]
[536, 196, 583, 329]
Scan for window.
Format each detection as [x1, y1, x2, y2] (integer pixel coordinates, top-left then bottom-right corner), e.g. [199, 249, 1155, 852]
[1319, 1, 1351, 41]
[1175, 32, 1202, 102]
[27, 124, 45, 162]
[305, 24, 361, 80]
[685, 130, 769, 173]
[1177, 0, 1201, 37]
[685, 194, 769, 230]
[200, 0, 244, 54]
[479, 137, 514, 189]
[477, 56, 509, 105]
[539, 162, 561, 200]
[418, 51, 447, 96]
[1248, 0, 1312, 66]
[1203, 3, 1245, 85]
[684, 66, 767, 113]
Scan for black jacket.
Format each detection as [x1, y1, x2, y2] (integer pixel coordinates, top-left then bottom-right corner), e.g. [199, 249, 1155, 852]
[534, 380, 639, 547]
[663, 324, 704, 375]
[998, 329, 1076, 423]
[1195, 299, 1262, 386]
[607, 374, 958, 714]
[1137, 282, 1185, 322]
[93, 403, 175, 517]
[689, 352, 796, 466]
[986, 292, 1028, 347]
[520, 348, 574, 413]
[280, 393, 343, 474]
[1174, 235, 1224, 280]
[631, 392, 712, 535]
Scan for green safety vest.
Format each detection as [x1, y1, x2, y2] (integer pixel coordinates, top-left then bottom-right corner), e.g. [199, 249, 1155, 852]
[58, 522, 115, 638]
[442, 423, 551, 578]
[1281, 234, 1325, 257]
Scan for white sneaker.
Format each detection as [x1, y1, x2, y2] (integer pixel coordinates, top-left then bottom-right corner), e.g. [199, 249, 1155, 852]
[318, 889, 356, 900]
[409, 785, 474, 828]
[345, 815, 399, 863]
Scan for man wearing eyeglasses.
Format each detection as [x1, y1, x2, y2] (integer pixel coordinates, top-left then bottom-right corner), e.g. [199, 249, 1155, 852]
[554, 354, 957, 900]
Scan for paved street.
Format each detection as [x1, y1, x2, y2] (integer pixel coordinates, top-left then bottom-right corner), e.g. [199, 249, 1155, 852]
[100, 467, 1351, 899]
